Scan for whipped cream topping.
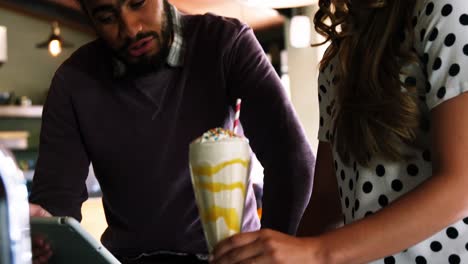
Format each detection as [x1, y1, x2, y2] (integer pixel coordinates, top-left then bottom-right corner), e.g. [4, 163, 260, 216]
[193, 128, 246, 143]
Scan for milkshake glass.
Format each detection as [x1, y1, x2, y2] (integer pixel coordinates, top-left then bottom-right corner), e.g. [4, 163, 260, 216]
[189, 128, 250, 251]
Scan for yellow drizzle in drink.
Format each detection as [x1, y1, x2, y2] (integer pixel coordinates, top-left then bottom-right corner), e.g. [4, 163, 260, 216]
[195, 181, 246, 194]
[192, 159, 249, 176]
[202, 206, 241, 232]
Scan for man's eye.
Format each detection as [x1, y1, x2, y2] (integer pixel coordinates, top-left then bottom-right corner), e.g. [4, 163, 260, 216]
[96, 14, 116, 24]
[130, 0, 145, 9]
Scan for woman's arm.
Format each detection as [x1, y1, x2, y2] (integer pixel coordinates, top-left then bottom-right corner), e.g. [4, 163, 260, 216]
[297, 141, 343, 236]
[210, 142, 340, 263]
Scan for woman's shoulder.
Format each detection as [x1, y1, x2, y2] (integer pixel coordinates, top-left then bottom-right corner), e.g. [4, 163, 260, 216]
[412, 0, 468, 57]
[413, 0, 468, 110]
[318, 51, 339, 80]
[414, 0, 468, 21]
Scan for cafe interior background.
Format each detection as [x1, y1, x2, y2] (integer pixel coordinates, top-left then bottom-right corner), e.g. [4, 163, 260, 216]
[0, 0, 325, 240]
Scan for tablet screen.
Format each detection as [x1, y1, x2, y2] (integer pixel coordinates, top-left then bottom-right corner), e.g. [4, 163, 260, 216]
[30, 216, 120, 264]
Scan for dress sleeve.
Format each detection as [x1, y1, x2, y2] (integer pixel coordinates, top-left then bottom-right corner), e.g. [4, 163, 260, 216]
[317, 64, 334, 142]
[29, 67, 90, 221]
[225, 25, 315, 235]
[416, 0, 468, 110]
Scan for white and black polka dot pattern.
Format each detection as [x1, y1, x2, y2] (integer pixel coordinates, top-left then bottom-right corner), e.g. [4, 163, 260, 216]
[317, 0, 468, 263]
[415, 0, 468, 110]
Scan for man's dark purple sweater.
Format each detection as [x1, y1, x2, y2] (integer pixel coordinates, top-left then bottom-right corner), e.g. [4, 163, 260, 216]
[30, 13, 315, 257]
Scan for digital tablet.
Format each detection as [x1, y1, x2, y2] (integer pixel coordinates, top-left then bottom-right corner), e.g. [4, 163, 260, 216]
[30, 216, 120, 264]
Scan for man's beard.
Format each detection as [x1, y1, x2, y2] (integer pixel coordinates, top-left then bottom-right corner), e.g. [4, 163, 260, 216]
[114, 2, 173, 76]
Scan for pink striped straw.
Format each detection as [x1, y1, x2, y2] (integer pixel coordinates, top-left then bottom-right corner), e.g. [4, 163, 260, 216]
[233, 98, 242, 134]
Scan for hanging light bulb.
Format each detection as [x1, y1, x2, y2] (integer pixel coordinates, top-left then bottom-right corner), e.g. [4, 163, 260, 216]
[48, 39, 62, 57]
[290, 15, 311, 48]
[49, 22, 62, 56]
[245, 0, 315, 48]
[36, 21, 73, 57]
[0, 25, 7, 66]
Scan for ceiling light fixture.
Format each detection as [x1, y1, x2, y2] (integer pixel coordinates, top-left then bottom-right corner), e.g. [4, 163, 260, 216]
[289, 10, 311, 48]
[36, 22, 74, 57]
[246, 0, 315, 48]
[0, 26, 7, 67]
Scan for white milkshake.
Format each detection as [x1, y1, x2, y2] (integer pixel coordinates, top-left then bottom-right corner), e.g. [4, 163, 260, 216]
[189, 128, 251, 251]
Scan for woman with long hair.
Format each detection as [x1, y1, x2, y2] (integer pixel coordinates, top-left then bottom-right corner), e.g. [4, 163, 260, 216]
[210, 0, 468, 263]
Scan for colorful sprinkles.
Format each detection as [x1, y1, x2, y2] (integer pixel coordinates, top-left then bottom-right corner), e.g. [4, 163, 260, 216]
[194, 127, 243, 143]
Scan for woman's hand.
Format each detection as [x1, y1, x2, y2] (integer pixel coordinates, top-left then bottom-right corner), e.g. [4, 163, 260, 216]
[210, 229, 326, 264]
[29, 203, 53, 264]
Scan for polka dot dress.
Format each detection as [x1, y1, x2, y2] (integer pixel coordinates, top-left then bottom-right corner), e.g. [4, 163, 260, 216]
[317, 0, 468, 263]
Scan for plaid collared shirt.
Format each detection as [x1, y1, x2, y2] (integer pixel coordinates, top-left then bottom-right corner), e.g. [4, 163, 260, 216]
[166, 4, 185, 67]
[112, 3, 185, 77]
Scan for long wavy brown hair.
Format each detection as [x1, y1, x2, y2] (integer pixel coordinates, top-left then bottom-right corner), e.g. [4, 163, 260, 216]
[315, 0, 421, 166]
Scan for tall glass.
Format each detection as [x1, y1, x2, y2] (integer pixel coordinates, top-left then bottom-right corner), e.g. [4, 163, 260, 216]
[189, 136, 250, 252]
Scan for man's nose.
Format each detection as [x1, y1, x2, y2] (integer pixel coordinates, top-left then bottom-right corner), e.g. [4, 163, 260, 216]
[120, 12, 142, 39]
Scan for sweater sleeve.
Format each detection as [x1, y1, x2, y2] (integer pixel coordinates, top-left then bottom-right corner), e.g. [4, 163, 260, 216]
[29, 67, 90, 221]
[225, 25, 315, 235]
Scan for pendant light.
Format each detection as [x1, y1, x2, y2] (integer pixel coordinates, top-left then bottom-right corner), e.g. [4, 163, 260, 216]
[289, 8, 311, 48]
[36, 21, 74, 57]
[0, 25, 7, 66]
[247, 0, 316, 48]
